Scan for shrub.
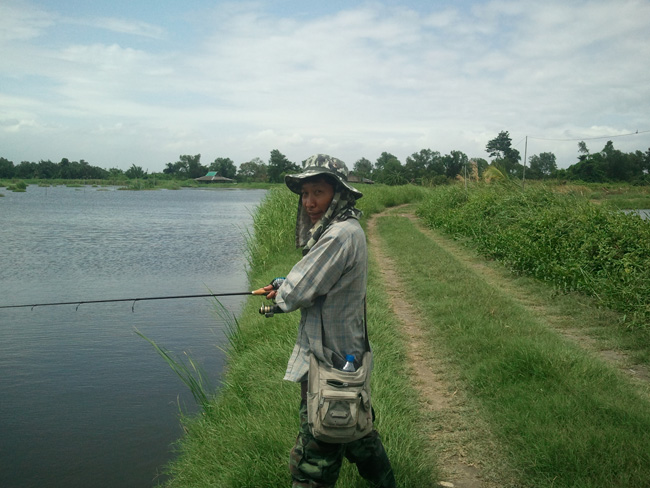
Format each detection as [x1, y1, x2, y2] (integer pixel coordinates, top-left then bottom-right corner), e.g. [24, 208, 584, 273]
[417, 183, 650, 327]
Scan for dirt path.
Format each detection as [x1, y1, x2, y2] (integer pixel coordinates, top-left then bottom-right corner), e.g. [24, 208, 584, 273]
[367, 206, 650, 487]
[367, 209, 488, 488]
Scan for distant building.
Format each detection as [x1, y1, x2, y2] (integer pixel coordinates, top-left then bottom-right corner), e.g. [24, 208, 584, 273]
[194, 171, 236, 183]
[348, 174, 374, 184]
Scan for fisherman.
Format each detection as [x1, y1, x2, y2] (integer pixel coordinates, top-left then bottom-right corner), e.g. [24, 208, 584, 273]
[263, 154, 396, 488]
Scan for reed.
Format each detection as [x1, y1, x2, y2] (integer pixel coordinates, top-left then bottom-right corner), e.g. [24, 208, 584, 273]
[135, 329, 213, 410]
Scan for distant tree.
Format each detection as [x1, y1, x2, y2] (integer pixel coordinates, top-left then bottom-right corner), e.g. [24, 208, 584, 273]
[565, 154, 607, 182]
[125, 164, 147, 179]
[164, 154, 207, 179]
[527, 152, 557, 179]
[442, 150, 468, 179]
[210, 157, 237, 179]
[267, 149, 299, 183]
[163, 162, 179, 175]
[237, 157, 268, 182]
[565, 141, 646, 182]
[36, 159, 58, 179]
[0, 157, 15, 178]
[373, 152, 405, 185]
[578, 141, 589, 160]
[58, 158, 72, 178]
[14, 160, 36, 178]
[353, 158, 373, 179]
[405, 149, 443, 182]
[485, 131, 521, 176]
[70, 159, 107, 179]
[182, 154, 208, 179]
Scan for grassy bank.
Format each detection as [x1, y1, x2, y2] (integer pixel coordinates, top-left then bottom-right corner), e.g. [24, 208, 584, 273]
[376, 215, 650, 487]
[162, 184, 434, 487]
[417, 182, 650, 328]
[161, 181, 650, 487]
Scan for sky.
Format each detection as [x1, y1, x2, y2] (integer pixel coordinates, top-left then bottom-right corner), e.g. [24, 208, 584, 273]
[1, 0, 649, 173]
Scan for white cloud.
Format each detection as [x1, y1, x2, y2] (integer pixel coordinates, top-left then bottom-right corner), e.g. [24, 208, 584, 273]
[1, 0, 649, 170]
[0, 0, 54, 42]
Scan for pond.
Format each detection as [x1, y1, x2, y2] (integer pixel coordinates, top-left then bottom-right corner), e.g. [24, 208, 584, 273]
[0, 185, 266, 487]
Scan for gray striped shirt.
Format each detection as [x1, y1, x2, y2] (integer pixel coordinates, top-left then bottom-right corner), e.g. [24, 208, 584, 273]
[275, 218, 368, 382]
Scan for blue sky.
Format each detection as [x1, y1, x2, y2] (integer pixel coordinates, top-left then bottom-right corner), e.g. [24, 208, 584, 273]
[1, 0, 649, 172]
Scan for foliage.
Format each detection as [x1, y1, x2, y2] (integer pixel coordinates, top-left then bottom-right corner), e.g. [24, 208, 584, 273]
[163, 154, 208, 179]
[236, 157, 268, 182]
[373, 151, 406, 185]
[485, 130, 522, 177]
[2, 134, 648, 186]
[564, 140, 650, 183]
[267, 149, 299, 183]
[527, 152, 557, 179]
[124, 164, 147, 179]
[136, 329, 213, 410]
[209, 157, 237, 179]
[352, 157, 372, 179]
[417, 183, 650, 327]
[7, 180, 28, 192]
[0, 157, 13, 178]
[379, 215, 650, 487]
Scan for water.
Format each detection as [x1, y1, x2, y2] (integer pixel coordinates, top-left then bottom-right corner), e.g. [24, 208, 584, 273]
[0, 185, 266, 488]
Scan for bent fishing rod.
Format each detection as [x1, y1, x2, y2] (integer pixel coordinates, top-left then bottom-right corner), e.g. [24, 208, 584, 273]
[0, 288, 270, 311]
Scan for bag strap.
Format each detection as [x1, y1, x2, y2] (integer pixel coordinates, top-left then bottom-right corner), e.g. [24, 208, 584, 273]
[363, 296, 370, 352]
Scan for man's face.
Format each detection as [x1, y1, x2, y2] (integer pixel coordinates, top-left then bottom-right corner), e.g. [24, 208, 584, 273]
[301, 179, 335, 224]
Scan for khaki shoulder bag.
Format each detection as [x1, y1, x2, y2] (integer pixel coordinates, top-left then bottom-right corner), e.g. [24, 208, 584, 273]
[306, 301, 373, 443]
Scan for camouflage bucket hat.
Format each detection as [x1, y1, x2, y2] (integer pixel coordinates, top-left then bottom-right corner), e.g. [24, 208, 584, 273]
[285, 154, 363, 199]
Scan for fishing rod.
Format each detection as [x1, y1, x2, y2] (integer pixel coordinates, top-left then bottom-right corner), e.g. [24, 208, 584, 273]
[0, 288, 270, 311]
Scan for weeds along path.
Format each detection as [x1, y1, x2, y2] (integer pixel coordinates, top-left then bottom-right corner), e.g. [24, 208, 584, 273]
[392, 207, 650, 393]
[367, 205, 650, 488]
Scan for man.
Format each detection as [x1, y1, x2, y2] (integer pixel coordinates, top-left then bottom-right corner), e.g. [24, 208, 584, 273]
[264, 154, 395, 488]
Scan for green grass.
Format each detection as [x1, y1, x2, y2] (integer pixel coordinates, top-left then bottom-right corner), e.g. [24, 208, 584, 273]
[376, 215, 650, 487]
[162, 184, 437, 487]
[417, 182, 650, 327]
[158, 182, 650, 487]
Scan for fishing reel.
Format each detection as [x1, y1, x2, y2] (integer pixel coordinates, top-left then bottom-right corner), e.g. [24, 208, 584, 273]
[259, 303, 283, 318]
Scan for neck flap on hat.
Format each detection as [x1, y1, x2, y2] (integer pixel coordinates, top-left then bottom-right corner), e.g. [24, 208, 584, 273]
[295, 190, 362, 255]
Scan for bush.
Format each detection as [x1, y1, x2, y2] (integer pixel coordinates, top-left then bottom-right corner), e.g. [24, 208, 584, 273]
[417, 182, 650, 327]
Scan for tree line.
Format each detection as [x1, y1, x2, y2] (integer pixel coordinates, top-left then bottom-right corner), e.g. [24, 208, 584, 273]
[2, 131, 648, 185]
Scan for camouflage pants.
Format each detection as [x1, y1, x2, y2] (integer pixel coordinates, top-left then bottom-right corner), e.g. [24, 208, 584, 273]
[289, 387, 396, 488]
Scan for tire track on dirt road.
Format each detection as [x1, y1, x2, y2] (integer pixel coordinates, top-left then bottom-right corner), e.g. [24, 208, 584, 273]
[367, 209, 492, 488]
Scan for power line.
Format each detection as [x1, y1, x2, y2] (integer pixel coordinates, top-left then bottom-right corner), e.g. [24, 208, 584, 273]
[527, 129, 649, 142]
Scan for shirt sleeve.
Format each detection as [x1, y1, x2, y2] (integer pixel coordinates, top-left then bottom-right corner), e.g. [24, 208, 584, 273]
[275, 227, 350, 313]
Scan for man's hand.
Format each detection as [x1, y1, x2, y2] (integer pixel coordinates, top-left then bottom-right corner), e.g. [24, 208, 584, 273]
[264, 277, 285, 299]
[263, 284, 277, 300]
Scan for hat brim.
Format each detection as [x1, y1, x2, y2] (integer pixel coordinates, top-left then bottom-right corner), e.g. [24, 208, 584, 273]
[285, 167, 363, 199]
